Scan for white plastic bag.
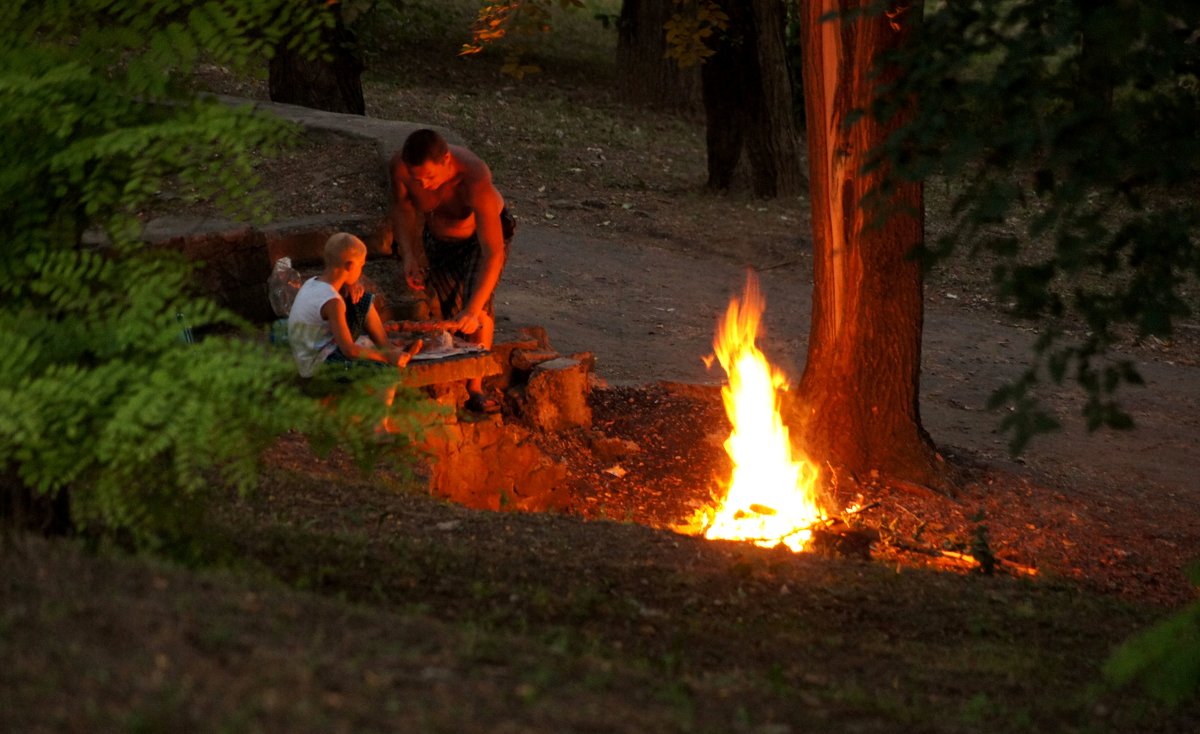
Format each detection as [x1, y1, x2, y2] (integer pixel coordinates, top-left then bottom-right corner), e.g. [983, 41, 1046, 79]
[267, 257, 302, 317]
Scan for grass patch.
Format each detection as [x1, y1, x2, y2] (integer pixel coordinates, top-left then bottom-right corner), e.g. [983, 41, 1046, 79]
[4, 470, 1198, 734]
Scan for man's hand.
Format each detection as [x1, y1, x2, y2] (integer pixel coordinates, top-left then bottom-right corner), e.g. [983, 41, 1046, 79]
[345, 280, 366, 304]
[452, 309, 483, 335]
[404, 259, 426, 290]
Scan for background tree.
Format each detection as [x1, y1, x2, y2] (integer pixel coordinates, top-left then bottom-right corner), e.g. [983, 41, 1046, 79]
[618, 0, 702, 111]
[268, 0, 366, 114]
[0, 0, 424, 553]
[869, 0, 1200, 704]
[879, 0, 1200, 452]
[465, 0, 806, 197]
[790, 0, 945, 489]
[690, 0, 805, 196]
[666, 0, 806, 196]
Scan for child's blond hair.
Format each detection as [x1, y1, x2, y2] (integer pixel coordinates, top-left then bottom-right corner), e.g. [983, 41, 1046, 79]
[323, 232, 367, 268]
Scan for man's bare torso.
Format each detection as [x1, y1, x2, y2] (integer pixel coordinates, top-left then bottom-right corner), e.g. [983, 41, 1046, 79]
[397, 145, 500, 241]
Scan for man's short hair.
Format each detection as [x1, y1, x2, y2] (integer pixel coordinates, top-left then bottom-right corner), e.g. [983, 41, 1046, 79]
[324, 232, 367, 268]
[401, 129, 449, 167]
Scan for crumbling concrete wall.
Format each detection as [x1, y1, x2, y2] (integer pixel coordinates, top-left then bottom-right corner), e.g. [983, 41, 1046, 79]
[415, 328, 596, 511]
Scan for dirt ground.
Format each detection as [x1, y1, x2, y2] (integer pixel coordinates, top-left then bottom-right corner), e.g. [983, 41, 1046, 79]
[497, 222, 1200, 607]
[167, 53, 1200, 605]
[204, 123, 1200, 609]
[5, 26, 1200, 733]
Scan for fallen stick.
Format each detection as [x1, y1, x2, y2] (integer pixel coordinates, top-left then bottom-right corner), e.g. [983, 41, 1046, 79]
[890, 541, 1039, 577]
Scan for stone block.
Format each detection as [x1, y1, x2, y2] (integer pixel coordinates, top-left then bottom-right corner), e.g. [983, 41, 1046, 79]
[141, 214, 402, 323]
[510, 348, 560, 372]
[145, 222, 274, 323]
[518, 325, 552, 350]
[566, 351, 596, 373]
[520, 357, 592, 432]
[485, 339, 540, 392]
[421, 419, 568, 512]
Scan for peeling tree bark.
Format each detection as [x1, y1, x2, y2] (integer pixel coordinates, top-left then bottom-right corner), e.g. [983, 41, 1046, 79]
[792, 0, 949, 490]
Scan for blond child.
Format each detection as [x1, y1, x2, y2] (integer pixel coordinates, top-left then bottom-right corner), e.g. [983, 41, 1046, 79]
[287, 232, 413, 378]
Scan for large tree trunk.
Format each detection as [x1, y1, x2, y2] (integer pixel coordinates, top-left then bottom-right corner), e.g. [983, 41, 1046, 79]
[701, 0, 805, 197]
[744, 0, 806, 197]
[791, 0, 948, 490]
[269, 1, 365, 115]
[617, 0, 701, 112]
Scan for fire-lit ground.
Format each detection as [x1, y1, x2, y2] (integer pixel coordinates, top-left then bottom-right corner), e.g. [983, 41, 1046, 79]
[541, 383, 1198, 608]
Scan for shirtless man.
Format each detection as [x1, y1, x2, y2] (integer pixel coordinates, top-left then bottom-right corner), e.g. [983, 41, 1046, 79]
[390, 128, 513, 412]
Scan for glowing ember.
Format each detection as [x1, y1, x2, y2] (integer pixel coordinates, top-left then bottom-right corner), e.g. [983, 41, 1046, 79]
[702, 272, 825, 551]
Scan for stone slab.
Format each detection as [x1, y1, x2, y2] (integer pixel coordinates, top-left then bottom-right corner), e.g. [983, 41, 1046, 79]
[400, 352, 501, 388]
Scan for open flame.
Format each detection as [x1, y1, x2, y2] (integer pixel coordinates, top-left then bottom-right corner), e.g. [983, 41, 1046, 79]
[702, 272, 825, 552]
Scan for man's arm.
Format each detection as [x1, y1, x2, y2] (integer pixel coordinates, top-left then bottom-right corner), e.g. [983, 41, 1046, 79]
[454, 176, 507, 334]
[389, 153, 426, 290]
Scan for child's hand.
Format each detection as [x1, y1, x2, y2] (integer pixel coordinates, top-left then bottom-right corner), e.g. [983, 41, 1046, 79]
[390, 339, 423, 367]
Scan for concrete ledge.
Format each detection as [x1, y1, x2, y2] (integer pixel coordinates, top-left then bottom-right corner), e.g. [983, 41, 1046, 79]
[260, 214, 393, 266]
[216, 94, 463, 161]
[400, 353, 502, 389]
[134, 98, 465, 323]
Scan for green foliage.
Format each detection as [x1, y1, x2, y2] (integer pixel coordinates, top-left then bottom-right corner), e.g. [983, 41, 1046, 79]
[870, 4, 1200, 703]
[877, 0, 1200, 449]
[664, 0, 729, 69]
[458, 0, 612, 78]
[0, 0, 425, 554]
[1104, 562, 1200, 706]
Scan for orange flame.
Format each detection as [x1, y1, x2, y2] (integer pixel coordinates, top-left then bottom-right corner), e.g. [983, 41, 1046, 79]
[703, 272, 825, 551]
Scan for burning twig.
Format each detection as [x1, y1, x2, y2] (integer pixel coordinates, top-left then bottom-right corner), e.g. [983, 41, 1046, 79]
[712, 501, 881, 548]
[838, 501, 881, 519]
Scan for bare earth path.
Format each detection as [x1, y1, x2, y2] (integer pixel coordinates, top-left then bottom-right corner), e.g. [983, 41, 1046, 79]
[145, 94, 1200, 604]
[499, 223, 1200, 603]
[502, 223, 1200, 494]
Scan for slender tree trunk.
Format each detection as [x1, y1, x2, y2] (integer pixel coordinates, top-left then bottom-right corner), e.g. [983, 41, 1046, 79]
[701, 0, 805, 197]
[701, 13, 746, 191]
[618, 0, 702, 112]
[744, 0, 806, 197]
[1078, 3, 1118, 113]
[791, 0, 949, 490]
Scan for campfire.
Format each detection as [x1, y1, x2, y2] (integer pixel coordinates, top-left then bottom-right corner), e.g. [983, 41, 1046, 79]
[695, 272, 827, 552]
